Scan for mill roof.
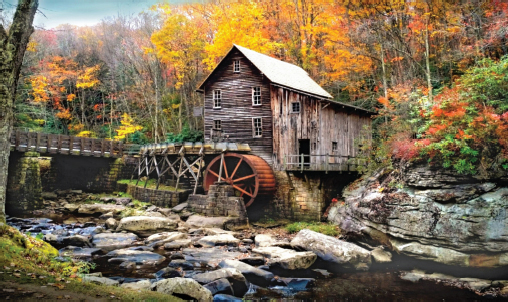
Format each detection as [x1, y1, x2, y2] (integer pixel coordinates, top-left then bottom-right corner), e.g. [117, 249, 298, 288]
[198, 45, 333, 99]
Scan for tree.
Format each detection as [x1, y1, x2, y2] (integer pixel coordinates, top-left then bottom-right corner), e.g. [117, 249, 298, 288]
[0, 0, 38, 222]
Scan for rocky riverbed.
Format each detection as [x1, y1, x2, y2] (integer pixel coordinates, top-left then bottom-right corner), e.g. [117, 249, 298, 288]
[7, 189, 508, 300]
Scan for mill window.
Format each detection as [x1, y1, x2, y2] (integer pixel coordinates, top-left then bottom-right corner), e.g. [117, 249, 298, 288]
[213, 120, 222, 130]
[253, 118, 262, 137]
[252, 87, 261, 106]
[292, 102, 300, 113]
[234, 60, 240, 72]
[332, 142, 338, 151]
[213, 90, 221, 109]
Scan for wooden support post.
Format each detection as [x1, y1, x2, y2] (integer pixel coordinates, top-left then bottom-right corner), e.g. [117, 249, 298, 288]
[325, 153, 329, 174]
[143, 156, 150, 189]
[193, 155, 204, 195]
[300, 153, 304, 173]
[36, 132, 41, 152]
[69, 136, 74, 154]
[218, 152, 224, 182]
[174, 157, 183, 192]
[58, 135, 62, 153]
[283, 155, 287, 171]
[101, 140, 105, 156]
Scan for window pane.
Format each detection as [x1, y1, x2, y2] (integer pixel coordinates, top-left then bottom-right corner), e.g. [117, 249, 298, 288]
[252, 87, 261, 105]
[213, 90, 221, 108]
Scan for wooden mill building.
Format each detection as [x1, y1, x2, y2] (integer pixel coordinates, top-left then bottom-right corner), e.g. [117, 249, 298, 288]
[197, 45, 373, 172]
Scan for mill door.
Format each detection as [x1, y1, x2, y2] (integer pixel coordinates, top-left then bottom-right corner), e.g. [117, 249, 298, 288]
[298, 139, 310, 166]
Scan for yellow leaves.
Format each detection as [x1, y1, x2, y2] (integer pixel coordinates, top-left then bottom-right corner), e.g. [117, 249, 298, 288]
[76, 131, 96, 138]
[27, 40, 38, 52]
[171, 103, 180, 109]
[30, 75, 49, 103]
[77, 65, 101, 89]
[114, 113, 143, 140]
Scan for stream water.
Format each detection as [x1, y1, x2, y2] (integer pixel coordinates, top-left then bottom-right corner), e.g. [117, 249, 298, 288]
[7, 214, 507, 301]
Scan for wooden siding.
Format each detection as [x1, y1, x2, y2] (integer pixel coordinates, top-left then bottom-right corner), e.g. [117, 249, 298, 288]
[203, 49, 273, 165]
[271, 86, 371, 171]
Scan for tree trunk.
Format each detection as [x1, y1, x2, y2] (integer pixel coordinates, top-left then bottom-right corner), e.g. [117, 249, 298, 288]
[0, 0, 38, 222]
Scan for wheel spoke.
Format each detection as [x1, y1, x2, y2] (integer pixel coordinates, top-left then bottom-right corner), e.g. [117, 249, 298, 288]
[230, 158, 243, 179]
[223, 158, 229, 179]
[208, 170, 220, 179]
[232, 174, 255, 183]
[233, 184, 253, 197]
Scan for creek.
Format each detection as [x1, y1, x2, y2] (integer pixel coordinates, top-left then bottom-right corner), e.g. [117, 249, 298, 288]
[6, 213, 507, 301]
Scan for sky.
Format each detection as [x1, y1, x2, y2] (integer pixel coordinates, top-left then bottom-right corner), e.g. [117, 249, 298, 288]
[2, 0, 199, 29]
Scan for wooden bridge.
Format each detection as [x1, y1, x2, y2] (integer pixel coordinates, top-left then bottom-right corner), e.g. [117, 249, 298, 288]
[9, 130, 124, 158]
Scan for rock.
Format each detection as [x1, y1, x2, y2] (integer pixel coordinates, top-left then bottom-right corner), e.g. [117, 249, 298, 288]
[145, 232, 188, 248]
[168, 260, 195, 270]
[158, 208, 173, 216]
[390, 238, 470, 266]
[164, 239, 192, 250]
[42, 192, 58, 200]
[400, 270, 493, 293]
[213, 294, 243, 301]
[172, 202, 188, 213]
[155, 267, 183, 279]
[151, 278, 213, 301]
[239, 256, 265, 266]
[82, 275, 119, 286]
[312, 269, 332, 278]
[192, 268, 248, 296]
[116, 216, 180, 237]
[290, 229, 371, 270]
[204, 279, 233, 296]
[219, 260, 274, 286]
[255, 234, 276, 247]
[120, 280, 151, 291]
[43, 233, 61, 245]
[115, 198, 132, 205]
[119, 261, 136, 274]
[328, 165, 508, 266]
[91, 232, 138, 252]
[61, 235, 91, 247]
[197, 234, 240, 248]
[242, 239, 253, 244]
[106, 248, 165, 265]
[59, 246, 102, 261]
[371, 247, 392, 263]
[105, 218, 118, 230]
[182, 248, 243, 267]
[185, 215, 243, 230]
[171, 252, 185, 260]
[63, 203, 80, 213]
[78, 204, 126, 215]
[252, 246, 317, 270]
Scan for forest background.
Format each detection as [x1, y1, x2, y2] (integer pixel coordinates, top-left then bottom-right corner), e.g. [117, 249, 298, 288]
[4, 0, 508, 175]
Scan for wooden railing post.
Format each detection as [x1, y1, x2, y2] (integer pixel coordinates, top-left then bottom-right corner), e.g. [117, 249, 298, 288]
[325, 153, 329, 174]
[36, 132, 41, 152]
[283, 155, 287, 170]
[300, 153, 304, 172]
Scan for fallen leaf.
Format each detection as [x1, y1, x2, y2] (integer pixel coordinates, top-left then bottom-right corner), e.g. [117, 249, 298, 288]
[53, 283, 65, 290]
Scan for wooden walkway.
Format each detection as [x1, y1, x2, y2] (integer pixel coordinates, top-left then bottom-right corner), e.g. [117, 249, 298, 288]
[10, 130, 124, 158]
[283, 154, 366, 172]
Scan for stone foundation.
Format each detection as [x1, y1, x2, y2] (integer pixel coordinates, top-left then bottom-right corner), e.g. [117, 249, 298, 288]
[126, 184, 190, 208]
[272, 171, 358, 221]
[6, 152, 43, 215]
[188, 183, 248, 222]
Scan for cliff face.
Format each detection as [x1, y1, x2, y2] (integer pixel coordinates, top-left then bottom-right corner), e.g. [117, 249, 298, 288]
[328, 165, 508, 267]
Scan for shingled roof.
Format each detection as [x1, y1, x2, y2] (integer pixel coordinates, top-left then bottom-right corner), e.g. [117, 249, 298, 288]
[198, 45, 333, 100]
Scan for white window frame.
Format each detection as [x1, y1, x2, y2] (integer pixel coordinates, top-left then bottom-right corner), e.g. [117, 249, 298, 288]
[213, 90, 221, 109]
[213, 120, 222, 130]
[252, 117, 262, 137]
[252, 87, 261, 106]
[291, 101, 300, 113]
[234, 60, 240, 73]
[332, 142, 338, 152]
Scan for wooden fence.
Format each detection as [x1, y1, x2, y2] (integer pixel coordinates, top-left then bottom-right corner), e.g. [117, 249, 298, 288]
[9, 130, 124, 158]
[283, 154, 366, 172]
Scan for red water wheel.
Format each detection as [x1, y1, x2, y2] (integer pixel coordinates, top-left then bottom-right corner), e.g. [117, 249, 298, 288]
[203, 153, 276, 207]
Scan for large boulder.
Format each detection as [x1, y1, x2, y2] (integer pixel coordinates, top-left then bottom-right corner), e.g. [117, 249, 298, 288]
[192, 268, 248, 297]
[328, 165, 508, 267]
[255, 234, 276, 247]
[78, 204, 125, 215]
[290, 229, 371, 270]
[91, 232, 138, 252]
[151, 278, 213, 301]
[197, 234, 240, 248]
[59, 246, 102, 261]
[219, 259, 274, 286]
[185, 215, 247, 230]
[252, 247, 317, 270]
[182, 248, 243, 267]
[145, 232, 188, 248]
[82, 275, 119, 286]
[116, 216, 180, 237]
[106, 248, 165, 265]
[120, 280, 151, 291]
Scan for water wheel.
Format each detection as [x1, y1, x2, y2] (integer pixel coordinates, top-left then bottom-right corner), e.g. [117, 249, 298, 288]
[203, 153, 276, 207]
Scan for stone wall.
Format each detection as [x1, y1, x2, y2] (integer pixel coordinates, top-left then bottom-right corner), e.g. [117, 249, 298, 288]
[272, 171, 358, 221]
[126, 183, 190, 208]
[188, 183, 248, 220]
[6, 152, 43, 215]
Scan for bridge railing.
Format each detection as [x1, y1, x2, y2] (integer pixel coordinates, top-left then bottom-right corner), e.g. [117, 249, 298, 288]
[283, 154, 366, 172]
[10, 130, 124, 158]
